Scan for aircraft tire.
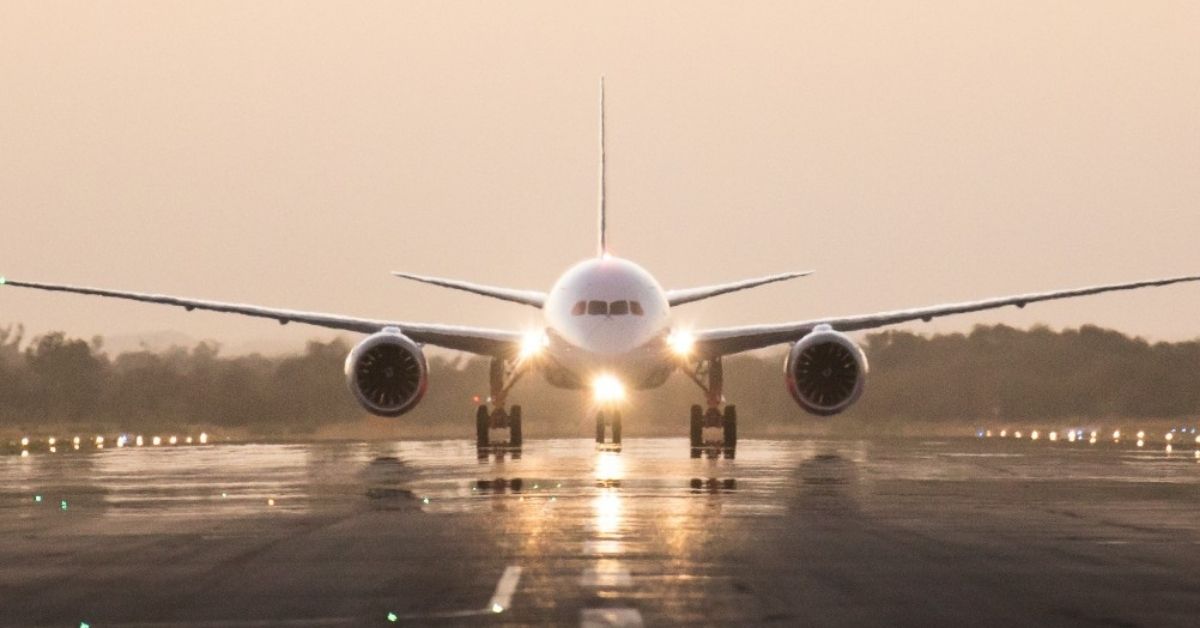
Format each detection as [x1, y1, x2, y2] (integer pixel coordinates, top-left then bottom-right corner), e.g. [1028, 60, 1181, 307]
[689, 405, 703, 448]
[476, 405, 490, 448]
[612, 411, 622, 444]
[510, 405, 523, 447]
[723, 405, 738, 448]
[596, 412, 606, 443]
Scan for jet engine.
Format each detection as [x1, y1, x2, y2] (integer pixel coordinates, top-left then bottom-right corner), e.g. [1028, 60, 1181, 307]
[784, 325, 868, 416]
[344, 329, 428, 417]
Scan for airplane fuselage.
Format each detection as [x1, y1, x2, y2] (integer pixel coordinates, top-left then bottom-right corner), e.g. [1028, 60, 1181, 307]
[542, 256, 675, 393]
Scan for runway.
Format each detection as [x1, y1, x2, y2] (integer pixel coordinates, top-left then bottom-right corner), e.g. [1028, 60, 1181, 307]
[4, 437, 1200, 627]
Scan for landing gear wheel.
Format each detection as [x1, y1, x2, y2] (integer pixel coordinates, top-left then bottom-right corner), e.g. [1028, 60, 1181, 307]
[611, 412, 622, 445]
[475, 405, 490, 448]
[689, 405, 703, 448]
[510, 405, 523, 447]
[596, 412, 606, 444]
[723, 405, 738, 448]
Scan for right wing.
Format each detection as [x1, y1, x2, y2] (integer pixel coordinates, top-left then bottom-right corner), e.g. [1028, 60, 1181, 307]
[391, 272, 546, 308]
[666, 271, 814, 306]
[0, 277, 521, 357]
[693, 274, 1200, 358]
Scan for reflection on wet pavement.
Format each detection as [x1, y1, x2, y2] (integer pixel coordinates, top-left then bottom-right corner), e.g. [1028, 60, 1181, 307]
[3, 437, 1200, 626]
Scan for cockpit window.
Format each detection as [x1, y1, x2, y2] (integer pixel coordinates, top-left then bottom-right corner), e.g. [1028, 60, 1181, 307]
[609, 300, 629, 315]
[572, 301, 586, 316]
[587, 300, 608, 315]
[630, 301, 644, 316]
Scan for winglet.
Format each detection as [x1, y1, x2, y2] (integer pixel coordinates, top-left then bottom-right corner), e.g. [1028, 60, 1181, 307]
[597, 76, 607, 257]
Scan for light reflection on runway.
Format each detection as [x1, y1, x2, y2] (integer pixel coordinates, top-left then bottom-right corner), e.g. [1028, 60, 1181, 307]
[3, 437, 1200, 626]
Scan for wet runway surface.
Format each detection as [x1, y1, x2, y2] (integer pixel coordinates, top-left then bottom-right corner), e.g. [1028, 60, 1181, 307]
[4, 437, 1200, 626]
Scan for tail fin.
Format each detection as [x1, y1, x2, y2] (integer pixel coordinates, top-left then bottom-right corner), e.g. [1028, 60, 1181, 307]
[597, 76, 607, 257]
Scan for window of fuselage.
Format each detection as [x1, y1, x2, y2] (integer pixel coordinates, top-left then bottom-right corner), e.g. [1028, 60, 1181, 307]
[609, 300, 629, 315]
[572, 301, 586, 316]
[630, 301, 644, 316]
[587, 300, 608, 315]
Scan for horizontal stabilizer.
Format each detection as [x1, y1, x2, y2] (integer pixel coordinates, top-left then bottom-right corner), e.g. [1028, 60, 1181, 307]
[666, 271, 814, 306]
[391, 272, 547, 308]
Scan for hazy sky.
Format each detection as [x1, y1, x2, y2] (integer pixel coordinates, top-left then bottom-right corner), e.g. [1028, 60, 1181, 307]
[2, 1, 1198, 353]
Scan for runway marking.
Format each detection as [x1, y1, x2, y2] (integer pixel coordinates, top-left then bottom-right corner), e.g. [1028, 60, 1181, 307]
[580, 559, 632, 587]
[580, 608, 644, 628]
[488, 565, 523, 613]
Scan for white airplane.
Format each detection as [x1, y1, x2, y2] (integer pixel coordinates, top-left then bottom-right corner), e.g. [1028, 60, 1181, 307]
[4, 82, 1199, 450]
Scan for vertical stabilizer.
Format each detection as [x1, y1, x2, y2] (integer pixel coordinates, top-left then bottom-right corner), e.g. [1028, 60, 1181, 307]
[598, 77, 607, 257]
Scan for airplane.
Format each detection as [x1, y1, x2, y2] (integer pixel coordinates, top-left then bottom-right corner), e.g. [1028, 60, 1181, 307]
[3, 80, 1199, 451]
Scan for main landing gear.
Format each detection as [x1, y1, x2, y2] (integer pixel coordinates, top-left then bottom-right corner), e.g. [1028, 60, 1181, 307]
[681, 357, 737, 455]
[476, 357, 526, 449]
[595, 410, 622, 446]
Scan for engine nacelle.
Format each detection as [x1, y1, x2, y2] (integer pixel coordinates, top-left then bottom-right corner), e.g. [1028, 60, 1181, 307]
[344, 329, 428, 417]
[784, 325, 868, 416]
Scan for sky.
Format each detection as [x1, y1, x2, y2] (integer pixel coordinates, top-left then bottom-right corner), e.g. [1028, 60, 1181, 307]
[1, 1, 1198, 354]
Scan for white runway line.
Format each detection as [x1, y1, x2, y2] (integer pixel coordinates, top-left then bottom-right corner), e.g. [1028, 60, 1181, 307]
[580, 559, 632, 587]
[488, 565, 523, 613]
[580, 608, 644, 628]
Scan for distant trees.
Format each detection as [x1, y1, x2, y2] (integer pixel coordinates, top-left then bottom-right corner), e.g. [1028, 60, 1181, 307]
[0, 323, 1197, 435]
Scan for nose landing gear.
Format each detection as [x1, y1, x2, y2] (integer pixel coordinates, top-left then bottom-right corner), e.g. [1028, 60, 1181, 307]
[595, 410, 622, 446]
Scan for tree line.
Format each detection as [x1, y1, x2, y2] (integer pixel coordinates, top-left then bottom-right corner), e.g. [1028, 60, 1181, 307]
[0, 323, 1196, 437]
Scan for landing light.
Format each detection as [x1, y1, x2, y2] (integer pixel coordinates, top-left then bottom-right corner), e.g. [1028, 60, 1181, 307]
[519, 330, 549, 360]
[592, 374, 625, 403]
[667, 329, 696, 357]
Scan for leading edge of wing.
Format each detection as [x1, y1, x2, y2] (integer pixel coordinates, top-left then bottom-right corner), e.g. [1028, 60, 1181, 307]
[0, 278, 521, 356]
[666, 271, 814, 307]
[391, 272, 546, 308]
[692, 274, 1200, 357]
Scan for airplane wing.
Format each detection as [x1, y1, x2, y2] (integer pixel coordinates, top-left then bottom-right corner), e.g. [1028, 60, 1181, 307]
[666, 271, 814, 306]
[692, 274, 1200, 358]
[391, 272, 546, 308]
[0, 277, 522, 357]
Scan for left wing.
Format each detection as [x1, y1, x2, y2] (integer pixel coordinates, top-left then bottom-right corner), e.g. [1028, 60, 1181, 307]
[693, 274, 1200, 358]
[0, 277, 521, 357]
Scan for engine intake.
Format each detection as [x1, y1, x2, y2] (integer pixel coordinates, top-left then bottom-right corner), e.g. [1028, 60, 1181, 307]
[785, 325, 868, 416]
[345, 330, 428, 416]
